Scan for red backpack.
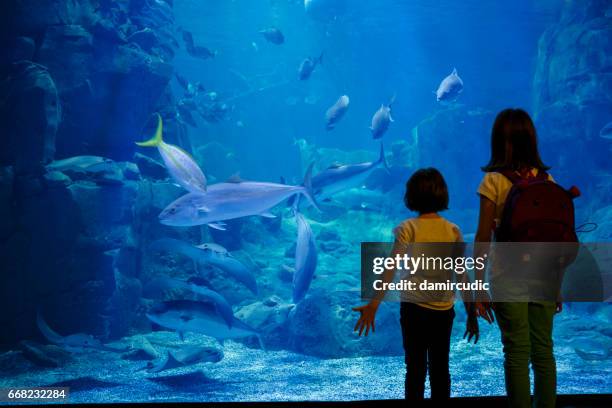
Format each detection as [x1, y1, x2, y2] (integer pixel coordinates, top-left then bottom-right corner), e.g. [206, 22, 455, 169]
[496, 170, 580, 243]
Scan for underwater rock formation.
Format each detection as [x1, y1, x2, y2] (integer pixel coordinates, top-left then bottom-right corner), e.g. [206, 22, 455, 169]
[533, 0, 612, 185]
[0, 62, 60, 173]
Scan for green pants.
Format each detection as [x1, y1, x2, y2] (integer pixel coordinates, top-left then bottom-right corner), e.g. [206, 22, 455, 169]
[494, 302, 557, 408]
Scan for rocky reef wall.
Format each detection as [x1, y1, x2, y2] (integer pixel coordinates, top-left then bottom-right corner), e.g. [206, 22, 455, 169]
[533, 0, 612, 211]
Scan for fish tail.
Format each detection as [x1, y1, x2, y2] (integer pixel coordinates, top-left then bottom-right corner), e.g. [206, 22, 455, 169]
[36, 312, 64, 345]
[379, 142, 389, 171]
[136, 114, 163, 147]
[301, 162, 320, 211]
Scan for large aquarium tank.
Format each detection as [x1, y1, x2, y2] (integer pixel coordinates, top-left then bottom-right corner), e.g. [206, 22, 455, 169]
[0, 0, 611, 405]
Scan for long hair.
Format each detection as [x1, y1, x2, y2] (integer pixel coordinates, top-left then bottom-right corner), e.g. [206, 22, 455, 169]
[482, 108, 549, 172]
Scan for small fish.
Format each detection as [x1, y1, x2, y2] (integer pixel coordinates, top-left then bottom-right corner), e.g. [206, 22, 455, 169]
[142, 275, 235, 328]
[600, 121, 612, 139]
[298, 52, 323, 80]
[292, 211, 317, 303]
[47, 156, 114, 173]
[136, 114, 207, 193]
[436, 67, 464, 103]
[325, 95, 349, 130]
[259, 27, 284, 44]
[149, 239, 257, 294]
[370, 95, 395, 139]
[159, 165, 318, 228]
[182, 30, 216, 59]
[146, 300, 262, 346]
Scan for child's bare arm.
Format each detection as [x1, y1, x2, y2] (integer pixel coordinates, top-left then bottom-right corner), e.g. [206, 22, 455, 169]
[353, 240, 404, 336]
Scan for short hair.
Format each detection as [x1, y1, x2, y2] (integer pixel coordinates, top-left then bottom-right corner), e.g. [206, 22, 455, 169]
[404, 168, 449, 214]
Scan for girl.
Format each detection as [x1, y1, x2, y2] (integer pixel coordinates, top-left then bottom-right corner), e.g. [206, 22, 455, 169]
[474, 108, 559, 408]
[353, 167, 478, 401]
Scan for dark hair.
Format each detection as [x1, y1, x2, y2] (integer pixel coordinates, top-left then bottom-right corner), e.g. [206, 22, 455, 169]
[404, 168, 449, 214]
[482, 108, 550, 172]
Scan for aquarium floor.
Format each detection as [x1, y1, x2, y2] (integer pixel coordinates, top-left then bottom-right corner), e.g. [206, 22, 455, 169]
[0, 328, 610, 405]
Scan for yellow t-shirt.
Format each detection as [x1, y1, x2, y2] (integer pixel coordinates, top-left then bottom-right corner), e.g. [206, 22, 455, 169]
[393, 216, 462, 310]
[477, 169, 554, 227]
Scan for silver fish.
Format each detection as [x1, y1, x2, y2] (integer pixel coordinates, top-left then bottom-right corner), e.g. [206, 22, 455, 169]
[146, 300, 261, 346]
[293, 211, 317, 303]
[47, 156, 114, 173]
[158, 165, 317, 228]
[149, 239, 257, 294]
[325, 95, 349, 130]
[298, 53, 323, 80]
[370, 95, 395, 139]
[259, 28, 284, 44]
[136, 114, 207, 193]
[308, 143, 387, 204]
[436, 68, 463, 103]
[142, 275, 235, 327]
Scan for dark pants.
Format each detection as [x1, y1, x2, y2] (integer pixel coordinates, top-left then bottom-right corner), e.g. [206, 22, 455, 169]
[400, 302, 455, 401]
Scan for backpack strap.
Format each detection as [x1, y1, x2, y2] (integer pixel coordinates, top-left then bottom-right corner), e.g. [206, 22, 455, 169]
[500, 169, 548, 184]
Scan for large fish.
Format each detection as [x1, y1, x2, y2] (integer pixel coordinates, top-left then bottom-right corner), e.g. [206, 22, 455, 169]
[142, 275, 235, 327]
[435, 68, 463, 103]
[136, 114, 207, 193]
[325, 95, 349, 130]
[159, 165, 318, 228]
[146, 300, 261, 346]
[145, 346, 223, 373]
[303, 143, 388, 206]
[298, 53, 323, 80]
[36, 313, 120, 353]
[149, 239, 257, 295]
[259, 27, 284, 44]
[292, 211, 317, 303]
[370, 95, 395, 139]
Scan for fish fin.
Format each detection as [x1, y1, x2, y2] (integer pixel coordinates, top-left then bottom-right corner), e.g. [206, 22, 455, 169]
[167, 350, 184, 367]
[279, 176, 286, 185]
[197, 205, 210, 213]
[327, 162, 343, 169]
[379, 142, 390, 171]
[389, 113, 394, 122]
[388, 93, 396, 107]
[317, 51, 324, 65]
[136, 114, 163, 147]
[452, 67, 458, 75]
[301, 162, 319, 211]
[256, 334, 266, 351]
[259, 212, 276, 219]
[36, 312, 64, 345]
[226, 173, 243, 183]
[208, 222, 226, 231]
[178, 331, 185, 341]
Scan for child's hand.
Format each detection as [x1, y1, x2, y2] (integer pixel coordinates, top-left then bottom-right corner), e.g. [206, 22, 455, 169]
[352, 301, 379, 337]
[464, 314, 479, 344]
[474, 290, 494, 323]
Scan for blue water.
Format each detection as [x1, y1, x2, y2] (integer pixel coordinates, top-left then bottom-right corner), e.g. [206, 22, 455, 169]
[0, 0, 611, 404]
